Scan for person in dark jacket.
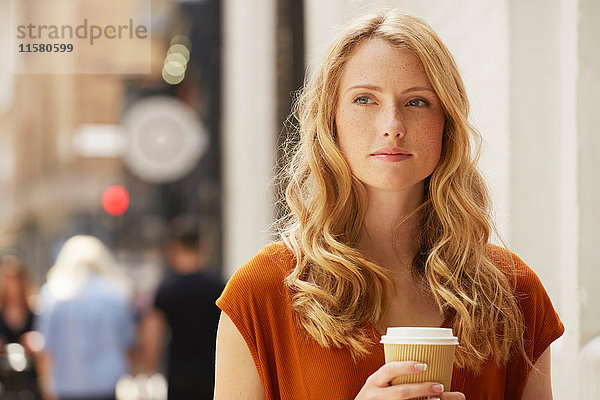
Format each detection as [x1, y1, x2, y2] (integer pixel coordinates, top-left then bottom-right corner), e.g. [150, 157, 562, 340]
[139, 216, 223, 399]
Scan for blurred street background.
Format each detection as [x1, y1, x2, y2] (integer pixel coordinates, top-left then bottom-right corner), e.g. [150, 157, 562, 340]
[0, 0, 599, 399]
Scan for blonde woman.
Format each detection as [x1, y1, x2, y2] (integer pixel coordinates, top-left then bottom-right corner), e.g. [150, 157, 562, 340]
[215, 11, 563, 400]
[35, 235, 135, 400]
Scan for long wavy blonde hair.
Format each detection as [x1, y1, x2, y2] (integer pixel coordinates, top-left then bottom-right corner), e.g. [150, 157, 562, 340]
[280, 11, 530, 371]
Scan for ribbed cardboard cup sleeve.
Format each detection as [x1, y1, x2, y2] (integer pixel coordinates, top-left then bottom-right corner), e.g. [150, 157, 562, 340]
[383, 343, 456, 400]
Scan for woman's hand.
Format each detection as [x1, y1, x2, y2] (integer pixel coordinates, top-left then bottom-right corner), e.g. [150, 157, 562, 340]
[355, 361, 465, 400]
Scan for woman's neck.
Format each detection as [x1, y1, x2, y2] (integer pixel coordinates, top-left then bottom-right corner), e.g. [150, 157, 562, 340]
[358, 184, 424, 272]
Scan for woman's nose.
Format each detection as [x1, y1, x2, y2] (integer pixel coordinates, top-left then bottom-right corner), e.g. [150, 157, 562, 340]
[381, 105, 406, 138]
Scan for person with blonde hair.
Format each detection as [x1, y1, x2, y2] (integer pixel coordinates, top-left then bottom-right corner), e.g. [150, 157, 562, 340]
[35, 235, 135, 400]
[215, 11, 563, 400]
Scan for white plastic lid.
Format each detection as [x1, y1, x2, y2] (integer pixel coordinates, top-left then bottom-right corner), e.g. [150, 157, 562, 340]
[380, 327, 459, 345]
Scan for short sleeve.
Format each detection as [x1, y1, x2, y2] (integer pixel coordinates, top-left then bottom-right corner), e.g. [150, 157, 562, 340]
[217, 250, 284, 350]
[502, 251, 564, 399]
[512, 259, 564, 364]
[217, 262, 262, 366]
[216, 243, 293, 398]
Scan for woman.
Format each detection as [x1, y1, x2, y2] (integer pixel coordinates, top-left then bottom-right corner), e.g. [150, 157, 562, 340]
[0, 256, 36, 350]
[35, 235, 135, 400]
[0, 256, 42, 398]
[215, 11, 563, 400]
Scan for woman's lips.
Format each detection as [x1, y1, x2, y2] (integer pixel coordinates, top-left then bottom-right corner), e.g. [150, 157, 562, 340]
[371, 148, 411, 162]
[371, 154, 411, 161]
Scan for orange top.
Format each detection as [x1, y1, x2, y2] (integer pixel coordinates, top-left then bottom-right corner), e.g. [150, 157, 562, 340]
[217, 242, 564, 400]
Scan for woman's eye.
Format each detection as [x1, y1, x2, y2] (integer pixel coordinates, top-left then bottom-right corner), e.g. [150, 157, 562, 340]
[407, 99, 427, 107]
[353, 96, 373, 105]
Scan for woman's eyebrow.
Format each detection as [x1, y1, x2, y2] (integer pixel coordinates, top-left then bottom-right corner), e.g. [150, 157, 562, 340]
[345, 84, 384, 93]
[344, 84, 435, 94]
[402, 86, 436, 94]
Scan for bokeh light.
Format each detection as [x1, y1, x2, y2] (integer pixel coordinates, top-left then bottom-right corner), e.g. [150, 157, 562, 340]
[116, 373, 167, 400]
[163, 61, 186, 77]
[101, 185, 130, 216]
[167, 44, 190, 62]
[162, 66, 185, 85]
[6, 343, 27, 372]
[165, 53, 188, 69]
[162, 38, 191, 85]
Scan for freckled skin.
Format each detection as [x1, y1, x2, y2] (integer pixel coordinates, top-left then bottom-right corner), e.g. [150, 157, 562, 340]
[335, 38, 446, 196]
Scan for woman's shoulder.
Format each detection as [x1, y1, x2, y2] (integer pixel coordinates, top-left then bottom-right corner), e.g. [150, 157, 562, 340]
[485, 242, 549, 299]
[217, 242, 297, 342]
[486, 243, 533, 274]
[234, 241, 294, 277]
[248, 241, 295, 267]
[221, 242, 295, 299]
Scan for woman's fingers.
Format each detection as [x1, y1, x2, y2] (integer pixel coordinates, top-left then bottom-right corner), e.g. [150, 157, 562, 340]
[379, 381, 445, 399]
[356, 361, 465, 400]
[368, 361, 428, 386]
[439, 392, 466, 400]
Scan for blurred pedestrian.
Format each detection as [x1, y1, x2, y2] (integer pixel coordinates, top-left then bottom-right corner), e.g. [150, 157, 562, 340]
[35, 235, 135, 400]
[0, 255, 42, 399]
[139, 216, 223, 400]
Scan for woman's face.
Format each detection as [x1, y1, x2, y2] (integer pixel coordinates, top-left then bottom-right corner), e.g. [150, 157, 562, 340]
[335, 38, 446, 195]
[1, 273, 24, 300]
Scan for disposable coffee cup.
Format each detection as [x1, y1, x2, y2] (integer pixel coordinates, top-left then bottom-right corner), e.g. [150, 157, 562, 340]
[380, 327, 458, 397]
